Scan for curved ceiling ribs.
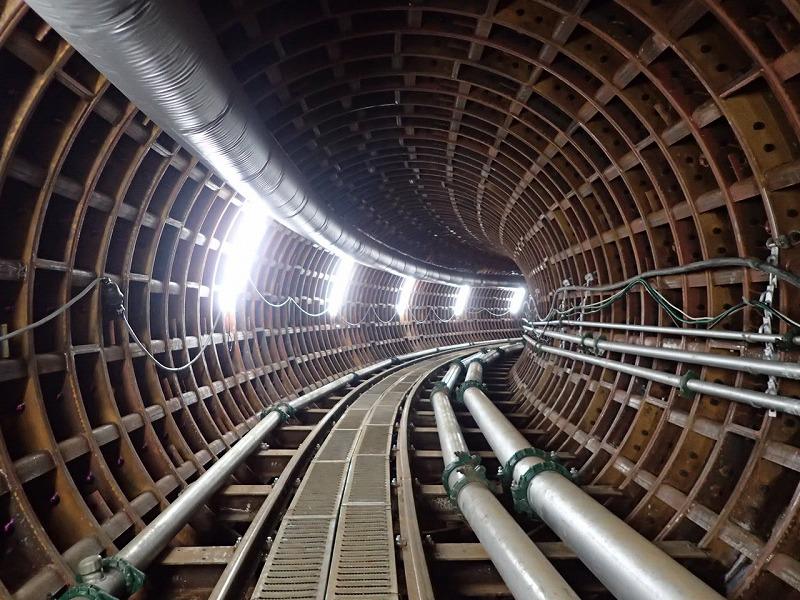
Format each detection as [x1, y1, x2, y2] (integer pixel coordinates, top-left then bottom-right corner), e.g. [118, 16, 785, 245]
[0, 2, 517, 597]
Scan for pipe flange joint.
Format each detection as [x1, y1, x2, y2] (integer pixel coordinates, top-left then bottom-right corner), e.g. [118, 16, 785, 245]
[511, 458, 572, 518]
[591, 335, 606, 356]
[777, 327, 800, 351]
[448, 360, 465, 373]
[579, 332, 594, 351]
[678, 370, 699, 398]
[103, 557, 145, 597]
[499, 447, 548, 491]
[261, 401, 296, 423]
[442, 451, 487, 504]
[455, 380, 488, 404]
[59, 557, 145, 600]
[58, 584, 117, 600]
[431, 381, 451, 397]
[465, 356, 487, 367]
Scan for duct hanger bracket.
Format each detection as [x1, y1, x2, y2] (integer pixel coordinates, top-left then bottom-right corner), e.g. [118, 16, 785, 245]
[455, 380, 488, 404]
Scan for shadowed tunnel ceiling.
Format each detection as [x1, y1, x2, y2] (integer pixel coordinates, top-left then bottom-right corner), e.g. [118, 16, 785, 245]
[2, 0, 800, 598]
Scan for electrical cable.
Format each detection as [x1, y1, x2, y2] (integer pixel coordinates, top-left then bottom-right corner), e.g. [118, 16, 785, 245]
[0, 277, 104, 343]
[123, 311, 223, 372]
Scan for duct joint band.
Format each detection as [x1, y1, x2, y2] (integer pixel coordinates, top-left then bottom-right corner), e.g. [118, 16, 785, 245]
[455, 380, 488, 404]
[679, 370, 699, 398]
[499, 447, 550, 491]
[442, 451, 487, 504]
[260, 401, 296, 423]
[512, 458, 573, 517]
[59, 557, 145, 600]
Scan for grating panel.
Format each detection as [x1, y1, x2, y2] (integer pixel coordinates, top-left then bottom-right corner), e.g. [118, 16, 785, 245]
[287, 461, 348, 518]
[345, 455, 389, 504]
[251, 517, 336, 599]
[357, 424, 392, 455]
[348, 393, 382, 409]
[316, 429, 359, 461]
[369, 404, 398, 425]
[326, 506, 397, 599]
[336, 409, 369, 429]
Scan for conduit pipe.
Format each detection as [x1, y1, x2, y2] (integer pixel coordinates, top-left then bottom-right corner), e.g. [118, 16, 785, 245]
[522, 334, 800, 415]
[526, 326, 800, 380]
[63, 338, 518, 599]
[430, 360, 578, 600]
[24, 0, 522, 288]
[460, 350, 723, 600]
[524, 320, 800, 347]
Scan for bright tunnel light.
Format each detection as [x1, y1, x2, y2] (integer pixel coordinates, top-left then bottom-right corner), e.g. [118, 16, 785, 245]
[327, 255, 355, 316]
[509, 287, 527, 315]
[396, 276, 416, 314]
[453, 284, 471, 317]
[218, 200, 270, 312]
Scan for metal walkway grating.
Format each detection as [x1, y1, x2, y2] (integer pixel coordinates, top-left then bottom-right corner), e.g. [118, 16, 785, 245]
[253, 360, 442, 600]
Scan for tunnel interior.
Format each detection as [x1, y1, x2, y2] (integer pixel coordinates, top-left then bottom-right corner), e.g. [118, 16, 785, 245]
[1, 0, 800, 598]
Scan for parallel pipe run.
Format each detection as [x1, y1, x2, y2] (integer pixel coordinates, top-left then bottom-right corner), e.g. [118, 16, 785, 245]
[62, 338, 519, 599]
[459, 353, 723, 600]
[430, 358, 578, 600]
[525, 319, 800, 346]
[526, 326, 800, 380]
[522, 334, 800, 416]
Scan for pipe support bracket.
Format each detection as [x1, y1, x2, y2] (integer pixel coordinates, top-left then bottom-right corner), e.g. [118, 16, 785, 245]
[59, 557, 144, 600]
[442, 451, 487, 504]
[456, 380, 488, 404]
[260, 401, 296, 423]
[511, 458, 572, 518]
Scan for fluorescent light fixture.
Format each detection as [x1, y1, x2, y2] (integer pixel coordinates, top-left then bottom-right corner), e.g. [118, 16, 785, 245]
[396, 276, 416, 314]
[218, 200, 269, 312]
[327, 255, 355, 317]
[509, 287, 527, 315]
[453, 284, 470, 317]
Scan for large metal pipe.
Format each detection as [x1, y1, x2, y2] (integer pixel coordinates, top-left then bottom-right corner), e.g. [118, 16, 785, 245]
[429, 360, 578, 600]
[64, 339, 514, 598]
[25, 0, 522, 288]
[522, 334, 800, 415]
[524, 319, 800, 346]
[460, 357, 722, 600]
[527, 326, 800, 380]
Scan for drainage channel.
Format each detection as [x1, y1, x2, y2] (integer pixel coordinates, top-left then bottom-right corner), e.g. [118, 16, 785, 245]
[250, 353, 466, 600]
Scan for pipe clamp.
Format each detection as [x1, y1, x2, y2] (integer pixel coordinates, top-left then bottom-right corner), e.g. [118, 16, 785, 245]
[58, 557, 144, 600]
[261, 401, 296, 423]
[499, 447, 549, 491]
[455, 380, 488, 404]
[511, 458, 572, 517]
[431, 382, 451, 397]
[442, 451, 487, 504]
[678, 370, 699, 398]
